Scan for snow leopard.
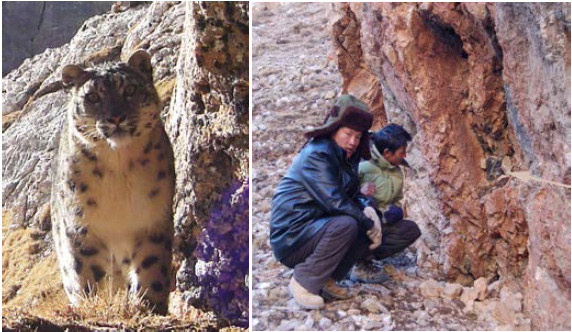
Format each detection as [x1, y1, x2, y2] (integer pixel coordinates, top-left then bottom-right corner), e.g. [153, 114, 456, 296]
[51, 50, 175, 314]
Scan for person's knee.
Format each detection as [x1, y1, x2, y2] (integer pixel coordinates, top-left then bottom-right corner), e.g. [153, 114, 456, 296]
[403, 219, 421, 243]
[330, 215, 359, 239]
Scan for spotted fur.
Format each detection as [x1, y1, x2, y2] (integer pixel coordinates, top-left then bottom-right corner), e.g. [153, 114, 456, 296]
[51, 50, 175, 315]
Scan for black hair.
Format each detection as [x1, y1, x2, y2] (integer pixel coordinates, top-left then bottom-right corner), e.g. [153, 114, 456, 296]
[372, 123, 412, 154]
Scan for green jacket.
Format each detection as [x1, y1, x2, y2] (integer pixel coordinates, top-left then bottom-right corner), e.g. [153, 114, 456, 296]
[358, 144, 404, 210]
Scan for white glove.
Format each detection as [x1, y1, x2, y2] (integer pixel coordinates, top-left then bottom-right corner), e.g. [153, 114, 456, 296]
[363, 206, 382, 250]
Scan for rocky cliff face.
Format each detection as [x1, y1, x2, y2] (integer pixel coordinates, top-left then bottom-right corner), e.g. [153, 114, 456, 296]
[331, 2, 570, 330]
[166, 2, 249, 326]
[2, 2, 113, 76]
[2, 1, 248, 328]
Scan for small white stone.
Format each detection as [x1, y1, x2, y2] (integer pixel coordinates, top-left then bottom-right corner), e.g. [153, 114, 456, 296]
[410, 301, 422, 310]
[325, 90, 336, 99]
[363, 318, 383, 330]
[405, 266, 418, 277]
[361, 298, 389, 313]
[276, 319, 301, 331]
[252, 319, 260, 329]
[395, 287, 407, 298]
[417, 310, 430, 325]
[304, 316, 314, 329]
[318, 317, 332, 330]
[352, 315, 368, 328]
[258, 282, 272, 289]
[474, 277, 489, 300]
[461, 288, 478, 311]
[347, 309, 361, 316]
[443, 283, 463, 298]
[419, 278, 443, 298]
[486, 280, 502, 298]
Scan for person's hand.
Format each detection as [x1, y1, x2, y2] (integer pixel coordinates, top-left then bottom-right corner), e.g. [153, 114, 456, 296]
[360, 182, 376, 196]
[384, 205, 403, 224]
[370, 232, 382, 250]
[363, 206, 382, 250]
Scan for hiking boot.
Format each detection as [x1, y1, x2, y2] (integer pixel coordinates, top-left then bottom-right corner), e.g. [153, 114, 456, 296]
[288, 277, 325, 309]
[349, 262, 390, 284]
[321, 278, 352, 300]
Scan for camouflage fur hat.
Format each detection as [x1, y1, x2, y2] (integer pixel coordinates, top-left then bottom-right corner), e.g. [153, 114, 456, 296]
[305, 94, 374, 159]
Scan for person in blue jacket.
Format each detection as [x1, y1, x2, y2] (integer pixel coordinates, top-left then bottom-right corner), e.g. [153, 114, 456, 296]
[269, 94, 382, 309]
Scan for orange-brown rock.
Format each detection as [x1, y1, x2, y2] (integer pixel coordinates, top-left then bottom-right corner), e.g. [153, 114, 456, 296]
[332, 2, 570, 329]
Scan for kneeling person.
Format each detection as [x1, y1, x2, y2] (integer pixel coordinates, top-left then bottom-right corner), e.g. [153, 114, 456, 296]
[354, 123, 421, 283]
[269, 95, 382, 309]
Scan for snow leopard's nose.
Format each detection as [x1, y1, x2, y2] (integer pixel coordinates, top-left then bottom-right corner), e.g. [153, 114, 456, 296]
[107, 115, 126, 125]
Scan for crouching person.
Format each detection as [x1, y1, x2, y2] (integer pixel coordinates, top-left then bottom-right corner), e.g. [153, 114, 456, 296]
[352, 123, 422, 283]
[269, 95, 383, 309]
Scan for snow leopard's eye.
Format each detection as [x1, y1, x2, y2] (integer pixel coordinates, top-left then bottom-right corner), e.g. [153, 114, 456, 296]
[124, 84, 136, 97]
[86, 93, 101, 104]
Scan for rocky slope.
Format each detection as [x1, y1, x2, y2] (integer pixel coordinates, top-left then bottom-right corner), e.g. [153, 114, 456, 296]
[2, 1, 248, 329]
[252, 2, 570, 331]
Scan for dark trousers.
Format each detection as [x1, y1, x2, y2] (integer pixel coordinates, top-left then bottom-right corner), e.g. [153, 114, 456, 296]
[280, 216, 421, 294]
[370, 219, 422, 260]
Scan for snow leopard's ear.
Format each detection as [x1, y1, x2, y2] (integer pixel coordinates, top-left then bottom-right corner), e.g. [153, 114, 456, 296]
[62, 65, 90, 89]
[128, 50, 153, 83]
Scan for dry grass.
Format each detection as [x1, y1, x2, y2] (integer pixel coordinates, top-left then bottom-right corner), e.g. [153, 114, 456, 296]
[2, 210, 248, 331]
[4, 289, 230, 331]
[2, 210, 65, 308]
[38, 288, 150, 327]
